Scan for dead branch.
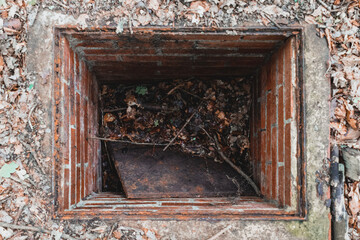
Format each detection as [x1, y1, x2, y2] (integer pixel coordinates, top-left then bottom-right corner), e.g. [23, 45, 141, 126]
[107, 223, 117, 240]
[103, 107, 127, 113]
[207, 225, 232, 240]
[213, 134, 262, 196]
[28, 104, 37, 130]
[104, 104, 175, 113]
[316, 0, 332, 12]
[167, 83, 184, 95]
[19, 139, 46, 175]
[263, 13, 281, 29]
[3, 27, 20, 34]
[199, 126, 213, 140]
[104, 142, 116, 172]
[14, 205, 24, 224]
[0, 222, 77, 240]
[163, 94, 215, 151]
[0, 196, 10, 204]
[179, 88, 203, 100]
[10, 176, 31, 188]
[163, 110, 198, 151]
[52, 0, 70, 9]
[89, 137, 168, 146]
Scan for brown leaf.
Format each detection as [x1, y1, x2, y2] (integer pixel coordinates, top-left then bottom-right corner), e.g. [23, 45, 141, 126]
[339, 127, 360, 141]
[147, 0, 160, 11]
[126, 106, 137, 119]
[348, 182, 360, 217]
[104, 113, 116, 123]
[134, 120, 146, 130]
[113, 231, 122, 239]
[216, 110, 225, 120]
[189, 1, 210, 14]
[0, 56, 3, 74]
[305, 15, 317, 24]
[334, 104, 346, 120]
[330, 121, 347, 135]
[346, 108, 358, 129]
[206, 101, 215, 111]
[124, 94, 138, 106]
[347, 118, 358, 130]
[4, 19, 22, 31]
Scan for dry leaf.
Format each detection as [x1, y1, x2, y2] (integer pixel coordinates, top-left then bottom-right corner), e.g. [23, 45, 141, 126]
[335, 104, 346, 120]
[104, 113, 116, 123]
[124, 94, 138, 106]
[216, 111, 225, 120]
[330, 121, 347, 135]
[113, 230, 122, 239]
[339, 128, 360, 141]
[91, 225, 107, 233]
[305, 15, 317, 24]
[189, 1, 210, 16]
[147, 0, 160, 11]
[14, 144, 22, 155]
[348, 182, 360, 217]
[0, 56, 4, 73]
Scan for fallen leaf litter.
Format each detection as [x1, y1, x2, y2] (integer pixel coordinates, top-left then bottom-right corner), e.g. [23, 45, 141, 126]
[99, 77, 257, 194]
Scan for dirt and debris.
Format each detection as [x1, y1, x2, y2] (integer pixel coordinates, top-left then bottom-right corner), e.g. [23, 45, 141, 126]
[100, 78, 251, 164]
[345, 180, 360, 239]
[0, 0, 360, 238]
[99, 78, 256, 196]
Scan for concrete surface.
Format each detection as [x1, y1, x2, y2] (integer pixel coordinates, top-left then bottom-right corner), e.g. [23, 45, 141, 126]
[27, 9, 331, 239]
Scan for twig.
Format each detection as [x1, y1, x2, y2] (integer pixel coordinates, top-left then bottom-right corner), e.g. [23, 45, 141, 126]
[25, 176, 37, 187]
[199, 126, 212, 140]
[207, 225, 232, 240]
[163, 94, 214, 152]
[163, 110, 198, 151]
[0, 196, 10, 204]
[52, 0, 70, 9]
[167, 83, 184, 95]
[213, 134, 262, 196]
[103, 107, 126, 113]
[14, 205, 24, 224]
[179, 88, 203, 100]
[28, 104, 37, 130]
[128, 15, 133, 34]
[104, 142, 116, 172]
[316, 0, 332, 12]
[3, 27, 20, 34]
[324, 28, 332, 53]
[89, 137, 168, 146]
[107, 223, 117, 239]
[19, 139, 46, 175]
[226, 175, 241, 195]
[10, 176, 31, 188]
[263, 13, 281, 29]
[0, 222, 77, 240]
[104, 104, 174, 113]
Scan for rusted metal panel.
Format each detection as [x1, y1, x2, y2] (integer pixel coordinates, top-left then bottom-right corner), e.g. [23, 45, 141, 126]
[64, 27, 297, 83]
[110, 143, 255, 198]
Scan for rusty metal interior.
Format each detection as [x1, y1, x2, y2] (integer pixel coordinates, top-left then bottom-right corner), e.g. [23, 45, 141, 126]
[66, 29, 292, 84]
[56, 28, 304, 220]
